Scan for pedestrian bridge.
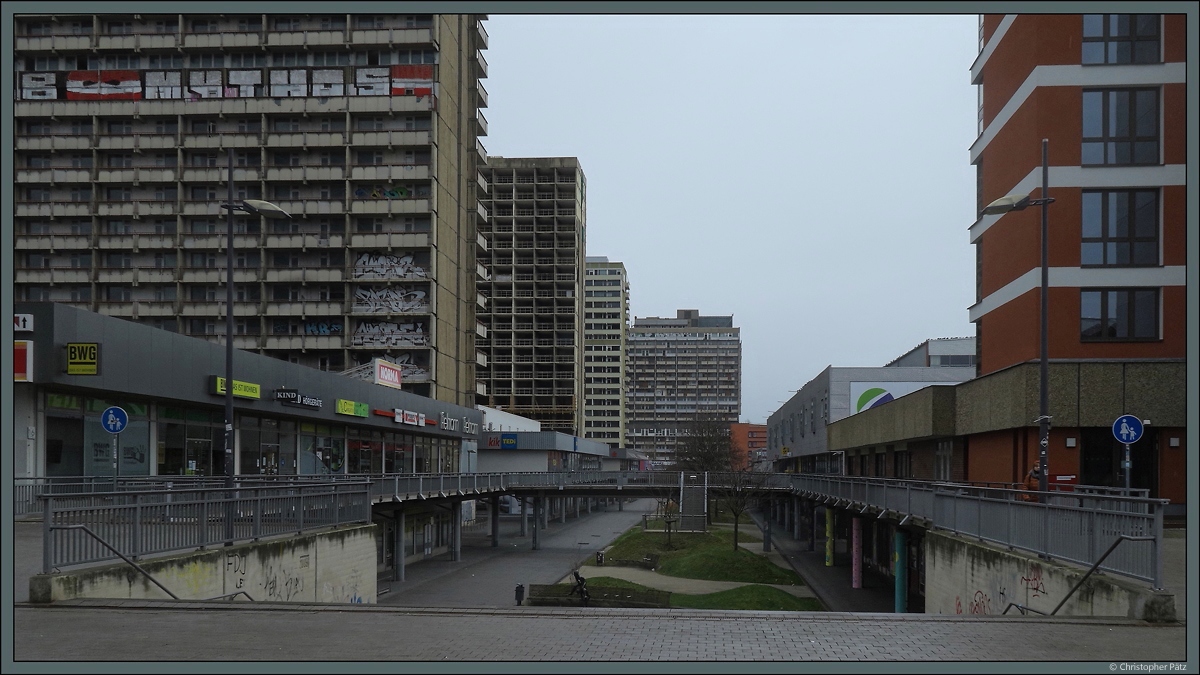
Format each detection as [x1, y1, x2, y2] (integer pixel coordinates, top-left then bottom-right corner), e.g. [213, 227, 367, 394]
[24, 470, 1168, 593]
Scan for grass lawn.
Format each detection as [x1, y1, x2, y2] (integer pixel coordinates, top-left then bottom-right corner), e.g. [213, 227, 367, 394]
[598, 528, 803, 586]
[575, 576, 822, 612]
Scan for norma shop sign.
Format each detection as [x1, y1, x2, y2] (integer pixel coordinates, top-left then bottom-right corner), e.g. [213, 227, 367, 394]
[373, 358, 403, 390]
[274, 388, 323, 409]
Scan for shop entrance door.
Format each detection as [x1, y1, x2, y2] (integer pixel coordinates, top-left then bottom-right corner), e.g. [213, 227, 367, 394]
[422, 522, 433, 558]
[185, 438, 211, 476]
[260, 443, 280, 475]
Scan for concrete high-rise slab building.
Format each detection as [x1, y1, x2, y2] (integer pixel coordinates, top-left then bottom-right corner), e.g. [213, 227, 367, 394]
[582, 257, 629, 444]
[13, 13, 489, 407]
[474, 157, 587, 434]
[626, 310, 742, 465]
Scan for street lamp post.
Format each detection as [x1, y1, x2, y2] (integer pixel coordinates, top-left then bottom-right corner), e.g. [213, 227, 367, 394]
[981, 139, 1056, 497]
[219, 147, 292, 542]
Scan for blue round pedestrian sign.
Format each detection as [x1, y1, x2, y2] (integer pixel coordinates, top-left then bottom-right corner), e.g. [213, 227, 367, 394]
[1112, 415, 1143, 444]
[101, 406, 129, 434]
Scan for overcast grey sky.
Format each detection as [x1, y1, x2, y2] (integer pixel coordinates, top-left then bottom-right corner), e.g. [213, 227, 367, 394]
[483, 14, 980, 424]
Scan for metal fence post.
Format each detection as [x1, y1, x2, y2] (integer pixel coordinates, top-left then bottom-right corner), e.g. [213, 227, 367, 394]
[1152, 502, 1164, 590]
[298, 491, 305, 534]
[253, 489, 262, 541]
[42, 496, 53, 574]
[333, 484, 341, 527]
[1087, 508, 1096, 566]
[1042, 500, 1051, 560]
[133, 494, 142, 561]
[198, 496, 209, 549]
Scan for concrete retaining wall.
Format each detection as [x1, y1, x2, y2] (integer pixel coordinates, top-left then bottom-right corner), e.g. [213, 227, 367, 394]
[924, 530, 1174, 622]
[30, 525, 377, 605]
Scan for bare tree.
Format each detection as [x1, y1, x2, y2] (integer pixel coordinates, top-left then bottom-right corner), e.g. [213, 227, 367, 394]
[673, 415, 734, 473]
[711, 468, 771, 552]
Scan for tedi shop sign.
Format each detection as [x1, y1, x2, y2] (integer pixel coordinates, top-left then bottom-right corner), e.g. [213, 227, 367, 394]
[274, 388, 323, 409]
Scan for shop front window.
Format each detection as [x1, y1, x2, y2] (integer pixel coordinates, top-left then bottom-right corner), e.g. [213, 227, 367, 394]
[386, 433, 412, 474]
[348, 428, 384, 474]
[158, 407, 223, 476]
[413, 435, 432, 473]
[84, 398, 151, 476]
[298, 423, 345, 474]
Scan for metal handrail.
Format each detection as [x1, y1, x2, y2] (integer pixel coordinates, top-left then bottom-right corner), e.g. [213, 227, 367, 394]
[1002, 603, 1048, 616]
[1052, 535, 1157, 612]
[48, 524, 178, 599]
[206, 591, 256, 602]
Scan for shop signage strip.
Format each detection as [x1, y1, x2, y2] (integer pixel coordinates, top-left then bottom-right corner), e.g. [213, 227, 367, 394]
[65, 342, 99, 376]
[210, 376, 262, 400]
[337, 399, 370, 417]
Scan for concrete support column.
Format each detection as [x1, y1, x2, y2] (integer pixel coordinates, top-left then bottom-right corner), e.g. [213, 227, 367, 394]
[762, 510, 772, 552]
[808, 501, 818, 552]
[560, 498, 567, 524]
[894, 529, 908, 614]
[533, 495, 542, 550]
[825, 507, 834, 567]
[618, 498, 624, 512]
[541, 495, 549, 530]
[451, 500, 462, 562]
[575, 498, 580, 519]
[490, 495, 500, 548]
[520, 497, 528, 537]
[586, 498, 591, 514]
[851, 516, 862, 589]
[793, 497, 801, 541]
[395, 510, 406, 582]
[785, 499, 793, 534]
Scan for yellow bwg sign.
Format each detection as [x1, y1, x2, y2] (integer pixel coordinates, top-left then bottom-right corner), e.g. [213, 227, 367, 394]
[66, 343, 99, 375]
[211, 376, 262, 400]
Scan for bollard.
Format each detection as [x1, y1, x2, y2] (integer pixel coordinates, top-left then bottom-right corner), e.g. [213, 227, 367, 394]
[595, 551, 604, 566]
[515, 583, 525, 606]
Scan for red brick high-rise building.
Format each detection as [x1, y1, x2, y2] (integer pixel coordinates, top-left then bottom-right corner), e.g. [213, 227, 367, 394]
[968, 13, 1186, 509]
[730, 422, 766, 471]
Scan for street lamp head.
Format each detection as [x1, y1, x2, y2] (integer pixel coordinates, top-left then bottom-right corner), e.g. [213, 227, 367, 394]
[981, 193, 1032, 216]
[240, 199, 293, 220]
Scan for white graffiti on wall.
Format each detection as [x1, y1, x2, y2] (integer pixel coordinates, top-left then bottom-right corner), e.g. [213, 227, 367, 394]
[21, 72, 57, 100]
[352, 252, 427, 280]
[388, 352, 430, 380]
[352, 286, 428, 314]
[19, 65, 435, 101]
[353, 321, 427, 347]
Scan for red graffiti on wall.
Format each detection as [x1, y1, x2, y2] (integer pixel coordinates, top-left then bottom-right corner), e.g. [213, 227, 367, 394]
[968, 590, 991, 615]
[955, 596, 963, 614]
[1020, 563, 1047, 598]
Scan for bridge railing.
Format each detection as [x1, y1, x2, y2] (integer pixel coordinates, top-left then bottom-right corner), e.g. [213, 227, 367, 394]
[41, 481, 371, 573]
[788, 474, 1165, 588]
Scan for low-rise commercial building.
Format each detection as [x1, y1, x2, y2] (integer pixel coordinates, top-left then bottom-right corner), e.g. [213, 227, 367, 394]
[767, 338, 976, 473]
[13, 301, 481, 479]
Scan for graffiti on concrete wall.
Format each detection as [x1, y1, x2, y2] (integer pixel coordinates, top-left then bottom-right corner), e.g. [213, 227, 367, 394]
[352, 286, 427, 314]
[352, 252, 426, 280]
[352, 321, 427, 347]
[304, 321, 343, 336]
[321, 568, 366, 604]
[20, 65, 434, 101]
[351, 185, 429, 200]
[1020, 563, 1048, 599]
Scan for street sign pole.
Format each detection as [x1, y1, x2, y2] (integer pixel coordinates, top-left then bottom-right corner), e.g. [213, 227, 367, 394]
[112, 433, 119, 492]
[100, 406, 129, 492]
[1112, 415, 1144, 494]
[1124, 443, 1131, 491]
